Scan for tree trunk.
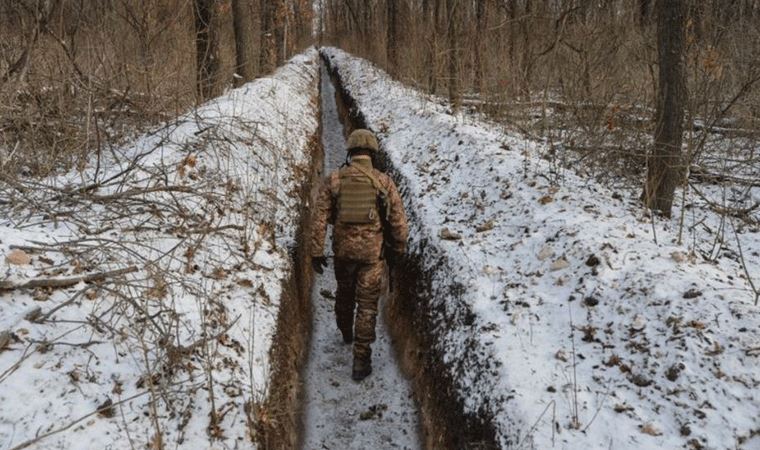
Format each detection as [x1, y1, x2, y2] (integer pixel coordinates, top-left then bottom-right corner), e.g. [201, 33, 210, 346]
[447, 0, 460, 110]
[274, 0, 287, 66]
[432, 0, 444, 94]
[231, 0, 256, 86]
[520, 0, 533, 100]
[386, 0, 399, 76]
[473, 0, 485, 94]
[507, 0, 517, 97]
[359, 0, 371, 54]
[193, 0, 220, 101]
[423, 0, 435, 92]
[259, 0, 276, 73]
[643, 0, 687, 216]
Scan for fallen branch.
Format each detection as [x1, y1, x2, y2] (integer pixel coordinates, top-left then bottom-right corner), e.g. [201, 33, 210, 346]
[689, 183, 760, 222]
[87, 185, 194, 202]
[690, 166, 760, 187]
[0, 266, 138, 291]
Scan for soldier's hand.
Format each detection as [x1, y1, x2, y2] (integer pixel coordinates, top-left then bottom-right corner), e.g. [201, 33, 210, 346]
[311, 256, 328, 274]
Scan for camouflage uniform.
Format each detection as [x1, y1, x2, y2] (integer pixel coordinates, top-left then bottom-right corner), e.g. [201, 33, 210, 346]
[311, 154, 408, 364]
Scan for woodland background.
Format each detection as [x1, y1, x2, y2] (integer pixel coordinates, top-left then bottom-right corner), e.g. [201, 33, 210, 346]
[2, 0, 760, 216]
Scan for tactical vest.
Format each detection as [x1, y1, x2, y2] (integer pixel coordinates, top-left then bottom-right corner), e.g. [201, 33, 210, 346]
[336, 158, 388, 224]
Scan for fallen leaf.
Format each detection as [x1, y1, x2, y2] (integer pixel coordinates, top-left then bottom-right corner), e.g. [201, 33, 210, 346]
[0, 331, 12, 352]
[550, 258, 570, 271]
[537, 245, 554, 261]
[538, 195, 554, 205]
[211, 267, 227, 280]
[24, 307, 42, 322]
[237, 279, 254, 288]
[6, 249, 31, 265]
[97, 398, 115, 418]
[439, 227, 462, 241]
[671, 251, 687, 263]
[614, 403, 633, 413]
[640, 423, 662, 436]
[476, 220, 495, 233]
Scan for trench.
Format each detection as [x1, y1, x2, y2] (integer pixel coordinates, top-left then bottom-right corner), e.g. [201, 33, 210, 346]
[262, 56, 501, 450]
[319, 53, 502, 450]
[298, 63, 422, 450]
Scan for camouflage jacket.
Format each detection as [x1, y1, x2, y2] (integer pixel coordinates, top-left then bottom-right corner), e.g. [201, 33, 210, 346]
[311, 157, 408, 262]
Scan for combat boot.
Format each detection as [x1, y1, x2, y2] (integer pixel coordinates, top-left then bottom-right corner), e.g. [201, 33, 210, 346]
[352, 357, 372, 381]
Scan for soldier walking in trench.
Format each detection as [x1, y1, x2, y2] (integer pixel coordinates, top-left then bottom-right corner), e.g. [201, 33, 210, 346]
[311, 129, 409, 381]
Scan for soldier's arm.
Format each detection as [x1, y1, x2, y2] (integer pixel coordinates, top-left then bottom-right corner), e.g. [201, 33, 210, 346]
[311, 174, 335, 257]
[385, 178, 409, 255]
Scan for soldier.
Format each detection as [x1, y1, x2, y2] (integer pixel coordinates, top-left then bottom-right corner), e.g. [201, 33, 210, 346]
[311, 129, 409, 381]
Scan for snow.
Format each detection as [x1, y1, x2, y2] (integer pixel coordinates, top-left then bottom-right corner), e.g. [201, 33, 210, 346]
[322, 47, 760, 450]
[0, 50, 319, 449]
[300, 65, 420, 449]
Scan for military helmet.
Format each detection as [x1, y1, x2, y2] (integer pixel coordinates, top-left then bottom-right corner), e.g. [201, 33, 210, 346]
[346, 129, 379, 152]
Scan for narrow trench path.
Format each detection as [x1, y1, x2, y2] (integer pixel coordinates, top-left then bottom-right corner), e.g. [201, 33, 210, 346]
[300, 66, 421, 450]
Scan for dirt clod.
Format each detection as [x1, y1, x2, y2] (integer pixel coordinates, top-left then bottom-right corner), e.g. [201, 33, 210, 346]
[584, 296, 599, 307]
[666, 362, 685, 381]
[585, 254, 600, 267]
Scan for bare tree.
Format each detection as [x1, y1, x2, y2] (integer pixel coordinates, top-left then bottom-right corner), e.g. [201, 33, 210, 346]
[473, 0, 486, 94]
[1, 0, 59, 84]
[387, 0, 399, 75]
[259, 0, 276, 73]
[232, 0, 257, 85]
[194, 0, 220, 101]
[643, 0, 687, 216]
[447, 0, 461, 110]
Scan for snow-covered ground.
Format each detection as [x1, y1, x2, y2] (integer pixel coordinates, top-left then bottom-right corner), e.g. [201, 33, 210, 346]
[323, 47, 760, 450]
[0, 50, 319, 449]
[300, 65, 420, 450]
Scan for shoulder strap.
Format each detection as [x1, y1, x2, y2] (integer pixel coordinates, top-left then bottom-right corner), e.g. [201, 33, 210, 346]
[349, 162, 388, 197]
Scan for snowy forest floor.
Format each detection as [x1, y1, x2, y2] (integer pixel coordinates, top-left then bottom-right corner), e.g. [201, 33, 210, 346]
[299, 65, 421, 450]
[322, 47, 760, 450]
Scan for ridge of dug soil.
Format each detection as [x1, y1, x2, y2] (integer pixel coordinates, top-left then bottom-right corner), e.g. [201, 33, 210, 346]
[320, 51, 500, 450]
[255, 133, 322, 449]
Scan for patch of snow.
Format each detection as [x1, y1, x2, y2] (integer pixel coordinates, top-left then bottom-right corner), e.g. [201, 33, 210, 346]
[323, 46, 760, 450]
[0, 50, 319, 449]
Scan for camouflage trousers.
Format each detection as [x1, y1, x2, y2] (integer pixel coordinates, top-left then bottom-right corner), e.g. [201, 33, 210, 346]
[333, 258, 385, 362]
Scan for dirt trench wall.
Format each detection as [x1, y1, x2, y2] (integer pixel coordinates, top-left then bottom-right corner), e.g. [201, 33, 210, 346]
[320, 51, 500, 450]
[255, 82, 324, 449]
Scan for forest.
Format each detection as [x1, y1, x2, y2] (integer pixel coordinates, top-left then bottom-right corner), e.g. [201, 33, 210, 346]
[1, 1, 759, 450]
